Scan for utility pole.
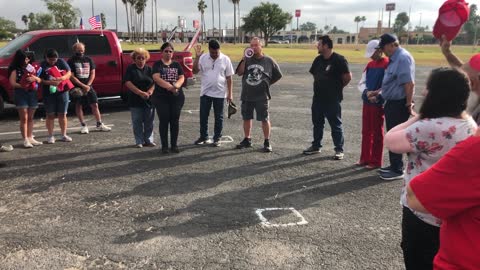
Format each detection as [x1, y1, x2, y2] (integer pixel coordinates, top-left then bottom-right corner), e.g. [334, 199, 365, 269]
[155, 0, 158, 43]
[218, 0, 221, 42]
[115, 0, 118, 32]
[151, 0, 154, 43]
[91, 0, 94, 17]
[211, 0, 215, 38]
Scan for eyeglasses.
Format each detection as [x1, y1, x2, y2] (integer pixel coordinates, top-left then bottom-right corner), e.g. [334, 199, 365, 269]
[163, 50, 173, 53]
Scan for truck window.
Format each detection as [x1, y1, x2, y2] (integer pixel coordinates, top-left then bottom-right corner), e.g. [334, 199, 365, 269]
[29, 35, 72, 58]
[0, 34, 33, 59]
[77, 35, 111, 55]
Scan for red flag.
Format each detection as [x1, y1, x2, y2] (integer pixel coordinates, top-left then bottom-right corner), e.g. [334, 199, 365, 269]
[88, 15, 102, 29]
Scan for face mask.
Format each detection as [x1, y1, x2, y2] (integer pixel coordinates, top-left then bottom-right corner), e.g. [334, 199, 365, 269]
[75, 52, 84, 57]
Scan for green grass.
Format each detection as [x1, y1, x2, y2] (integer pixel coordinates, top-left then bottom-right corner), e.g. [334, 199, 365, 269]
[3, 40, 480, 66]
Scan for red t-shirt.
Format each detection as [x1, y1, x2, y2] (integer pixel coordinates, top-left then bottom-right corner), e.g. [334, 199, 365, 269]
[410, 136, 480, 270]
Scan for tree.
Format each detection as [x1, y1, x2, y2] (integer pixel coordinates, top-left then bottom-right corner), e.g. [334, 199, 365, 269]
[464, 4, 480, 43]
[0, 17, 16, 31]
[328, 26, 348, 34]
[100, 13, 107, 29]
[241, 2, 292, 46]
[21, 15, 29, 29]
[228, 0, 240, 43]
[299, 21, 316, 31]
[28, 13, 55, 30]
[43, 0, 80, 29]
[121, 0, 131, 41]
[197, 0, 207, 43]
[393, 12, 409, 36]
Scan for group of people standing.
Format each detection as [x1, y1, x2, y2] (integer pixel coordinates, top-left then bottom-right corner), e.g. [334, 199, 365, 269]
[354, 33, 479, 270]
[1, 42, 111, 151]
[125, 37, 283, 154]
[1, 33, 478, 269]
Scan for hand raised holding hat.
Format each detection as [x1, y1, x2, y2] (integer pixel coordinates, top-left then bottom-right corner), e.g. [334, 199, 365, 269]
[439, 34, 452, 55]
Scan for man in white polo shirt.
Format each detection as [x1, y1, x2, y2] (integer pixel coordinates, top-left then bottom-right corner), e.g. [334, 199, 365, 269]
[193, 39, 234, 146]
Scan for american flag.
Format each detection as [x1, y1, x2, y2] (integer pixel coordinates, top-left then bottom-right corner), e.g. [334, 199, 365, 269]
[88, 15, 102, 29]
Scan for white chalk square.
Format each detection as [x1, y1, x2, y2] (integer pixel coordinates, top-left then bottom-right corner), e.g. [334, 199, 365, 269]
[255, 207, 308, 227]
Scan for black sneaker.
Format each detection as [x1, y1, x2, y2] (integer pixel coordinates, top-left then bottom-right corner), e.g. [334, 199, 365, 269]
[378, 166, 393, 173]
[194, 137, 212, 145]
[303, 146, 321, 155]
[379, 170, 404, 181]
[170, 146, 180, 153]
[161, 147, 169, 154]
[263, 139, 272, 152]
[236, 138, 252, 149]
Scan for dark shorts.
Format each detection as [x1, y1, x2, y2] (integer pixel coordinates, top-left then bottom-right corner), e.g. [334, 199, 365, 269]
[72, 86, 98, 106]
[44, 91, 69, 115]
[14, 89, 38, 109]
[241, 100, 269, 121]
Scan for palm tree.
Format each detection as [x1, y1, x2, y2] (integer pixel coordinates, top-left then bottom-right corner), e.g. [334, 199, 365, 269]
[134, 0, 147, 43]
[21, 15, 29, 29]
[121, 0, 131, 42]
[354, 16, 366, 44]
[197, 0, 207, 43]
[229, 0, 239, 44]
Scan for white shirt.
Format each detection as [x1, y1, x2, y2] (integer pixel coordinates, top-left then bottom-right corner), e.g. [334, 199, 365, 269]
[198, 52, 234, 98]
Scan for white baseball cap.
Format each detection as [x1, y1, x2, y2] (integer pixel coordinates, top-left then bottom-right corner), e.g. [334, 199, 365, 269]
[365, 39, 380, 58]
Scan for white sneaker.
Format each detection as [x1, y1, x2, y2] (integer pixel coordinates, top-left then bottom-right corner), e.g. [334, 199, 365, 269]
[80, 125, 89, 134]
[29, 138, 43, 146]
[24, 139, 33, 148]
[96, 123, 111, 132]
[0, 145, 13, 152]
[47, 136, 56, 144]
[61, 135, 73, 142]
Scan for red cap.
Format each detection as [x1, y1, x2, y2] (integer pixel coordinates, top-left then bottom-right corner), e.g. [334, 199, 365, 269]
[433, 0, 469, 41]
[469, 54, 480, 72]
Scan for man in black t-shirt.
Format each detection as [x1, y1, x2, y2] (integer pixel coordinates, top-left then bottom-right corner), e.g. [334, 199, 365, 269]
[303, 35, 352, 160]
[68, 42, 111, 134]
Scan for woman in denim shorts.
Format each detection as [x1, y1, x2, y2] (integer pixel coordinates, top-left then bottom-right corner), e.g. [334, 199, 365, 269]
[8, 50, 43, 148]
[40, 49, 73, 144]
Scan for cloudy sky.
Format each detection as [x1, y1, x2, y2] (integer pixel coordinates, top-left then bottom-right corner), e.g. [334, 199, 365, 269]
[0, 0, 462, 33]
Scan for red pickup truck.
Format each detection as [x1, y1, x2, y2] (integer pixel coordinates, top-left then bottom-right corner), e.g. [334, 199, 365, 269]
[0, 29, 196, 112]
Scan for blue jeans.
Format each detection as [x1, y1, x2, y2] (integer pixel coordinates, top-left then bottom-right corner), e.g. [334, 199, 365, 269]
[384, 99, 410, 173]
[311, 99, 344, 152]
[200, 95, 225, 141]
[130, 106, 155, 145]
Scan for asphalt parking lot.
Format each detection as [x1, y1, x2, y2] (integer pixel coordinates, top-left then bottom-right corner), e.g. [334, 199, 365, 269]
[0, 63, 433, 270]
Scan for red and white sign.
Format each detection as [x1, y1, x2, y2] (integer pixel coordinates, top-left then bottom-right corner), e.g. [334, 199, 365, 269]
[386, 3, 396, 11]
[295, 9, 301, 18]
[193, 20, 200, 29]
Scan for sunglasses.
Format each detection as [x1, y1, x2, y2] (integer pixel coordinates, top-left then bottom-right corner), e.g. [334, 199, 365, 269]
[163, 50, 173, 53]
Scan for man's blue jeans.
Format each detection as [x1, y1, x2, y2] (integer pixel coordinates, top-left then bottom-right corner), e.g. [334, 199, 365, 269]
[130, 106, 155, 145]
[384, 99, 410, 173]
[311, 99, 344, 152]
[200, 95, 225, 141]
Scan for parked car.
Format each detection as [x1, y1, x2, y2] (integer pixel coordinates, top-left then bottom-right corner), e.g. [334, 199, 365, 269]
[0, 29, 197, 113]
